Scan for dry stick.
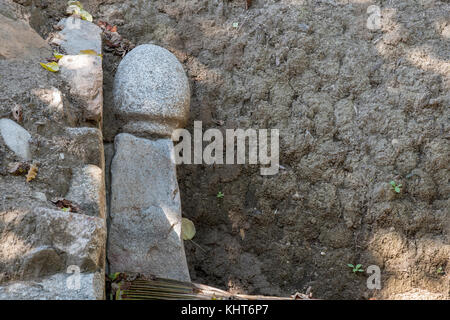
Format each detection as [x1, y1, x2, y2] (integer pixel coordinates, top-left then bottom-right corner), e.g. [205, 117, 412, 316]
[189, 239, 207, 253]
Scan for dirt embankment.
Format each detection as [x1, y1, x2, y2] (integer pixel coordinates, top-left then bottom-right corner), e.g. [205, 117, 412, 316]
[19, 0, 449, 299]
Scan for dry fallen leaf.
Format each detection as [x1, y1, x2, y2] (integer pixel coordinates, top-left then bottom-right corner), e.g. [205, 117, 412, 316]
[79, 49, 103, 58]
[51, 198, 80, 213]
[26, 164, 38, 182]
[53, 51, 64, 60]
[39, 62, 59, 72]
[8, 162, 30, 175]
[181, 218, 196, 240]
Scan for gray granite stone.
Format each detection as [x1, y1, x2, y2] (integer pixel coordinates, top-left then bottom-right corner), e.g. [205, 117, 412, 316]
[107, 133, 190, 281]
[53, 17, 102, 55]
[0, 118, 32, 160]
[113, 44, 190, 137]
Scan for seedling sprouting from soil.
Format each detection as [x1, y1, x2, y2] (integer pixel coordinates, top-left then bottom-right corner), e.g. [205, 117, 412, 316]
[390, 181, 402, 193]
[348, 264, 364, 273]
[217, 191, 224, 199]
[437, 267, 445, 275]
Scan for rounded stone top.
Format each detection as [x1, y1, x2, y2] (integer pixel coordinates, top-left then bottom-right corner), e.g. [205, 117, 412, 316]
[113, 44, 190, 137]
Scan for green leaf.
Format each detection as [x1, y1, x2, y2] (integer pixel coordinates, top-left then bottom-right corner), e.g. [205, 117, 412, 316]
[356, 264, 362, 269]
[390, 181, 396, 187]
[347, 264, 354, 268]
[358, 269, 364, 272]
[181, 218, 196, 241]
[109, 272, 120, 281]
[395, 186, 401, 193]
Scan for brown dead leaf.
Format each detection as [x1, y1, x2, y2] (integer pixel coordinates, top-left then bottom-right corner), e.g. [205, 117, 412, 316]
[26, 164, 38, 182]
[7, 162, 30, 175]
[51, 198, 79, 213]
[246, 0, 252, 9]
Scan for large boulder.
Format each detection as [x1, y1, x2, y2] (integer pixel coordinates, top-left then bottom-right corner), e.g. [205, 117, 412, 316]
[113, 44, 190, 137]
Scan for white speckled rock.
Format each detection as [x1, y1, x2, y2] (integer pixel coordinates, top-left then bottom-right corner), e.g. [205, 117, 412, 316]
[0, 118, 31, 160]
[59, 54, 103, 122]
[113, 44, 190, 137]
[53, 17, 102, 55]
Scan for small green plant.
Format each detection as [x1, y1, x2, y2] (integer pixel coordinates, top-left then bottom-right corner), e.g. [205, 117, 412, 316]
[437, 267, 445, 275]
[217, 191, 224, 199]
[348, 264, 364, 273]
[390, 180, 402, 193]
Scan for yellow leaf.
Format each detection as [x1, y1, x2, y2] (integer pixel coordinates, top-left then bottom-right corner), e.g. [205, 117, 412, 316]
[79, 49, 97, 55]
[66, 4, 81, 15]
[80, 9, 93, 22]
[181, 218, 196, 240]
[26, 164, 38, 182]
[79, 50, 103, 59]
[67, 1, 83, 9]
[39, 62, 59, 72]
[53, 52, 64, 60]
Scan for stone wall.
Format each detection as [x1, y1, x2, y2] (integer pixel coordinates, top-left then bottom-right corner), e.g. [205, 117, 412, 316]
[0, 3, 106, 299]
[0, 1, 192, 299]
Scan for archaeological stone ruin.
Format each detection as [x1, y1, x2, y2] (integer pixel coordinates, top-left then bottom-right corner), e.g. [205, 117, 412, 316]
[0, 4, 190, 299]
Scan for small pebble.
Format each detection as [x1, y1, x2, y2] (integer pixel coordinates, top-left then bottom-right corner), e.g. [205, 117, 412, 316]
[298, 23, 310, 32]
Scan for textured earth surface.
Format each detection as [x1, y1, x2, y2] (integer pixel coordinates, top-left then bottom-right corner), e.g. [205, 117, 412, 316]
[19, 0, 449, 299]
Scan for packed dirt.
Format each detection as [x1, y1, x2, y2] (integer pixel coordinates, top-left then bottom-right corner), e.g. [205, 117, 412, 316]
[16, 0, 449, 299]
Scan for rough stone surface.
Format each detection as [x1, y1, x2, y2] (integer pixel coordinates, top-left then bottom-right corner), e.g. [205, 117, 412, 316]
[0, 9, 50, 60]
[64, 127, 105, 168]
[0, 271, 104, 300]
[59, 55, 103, 122]
[0, 5, 106, 300]
[113, 44, 190, 137]
[108, 133, 190, 282]
[0, 207, 106, 282]
[65, 165, 106, 218]
[0, 118, 32, 160]
[54, 17, 102, 55]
